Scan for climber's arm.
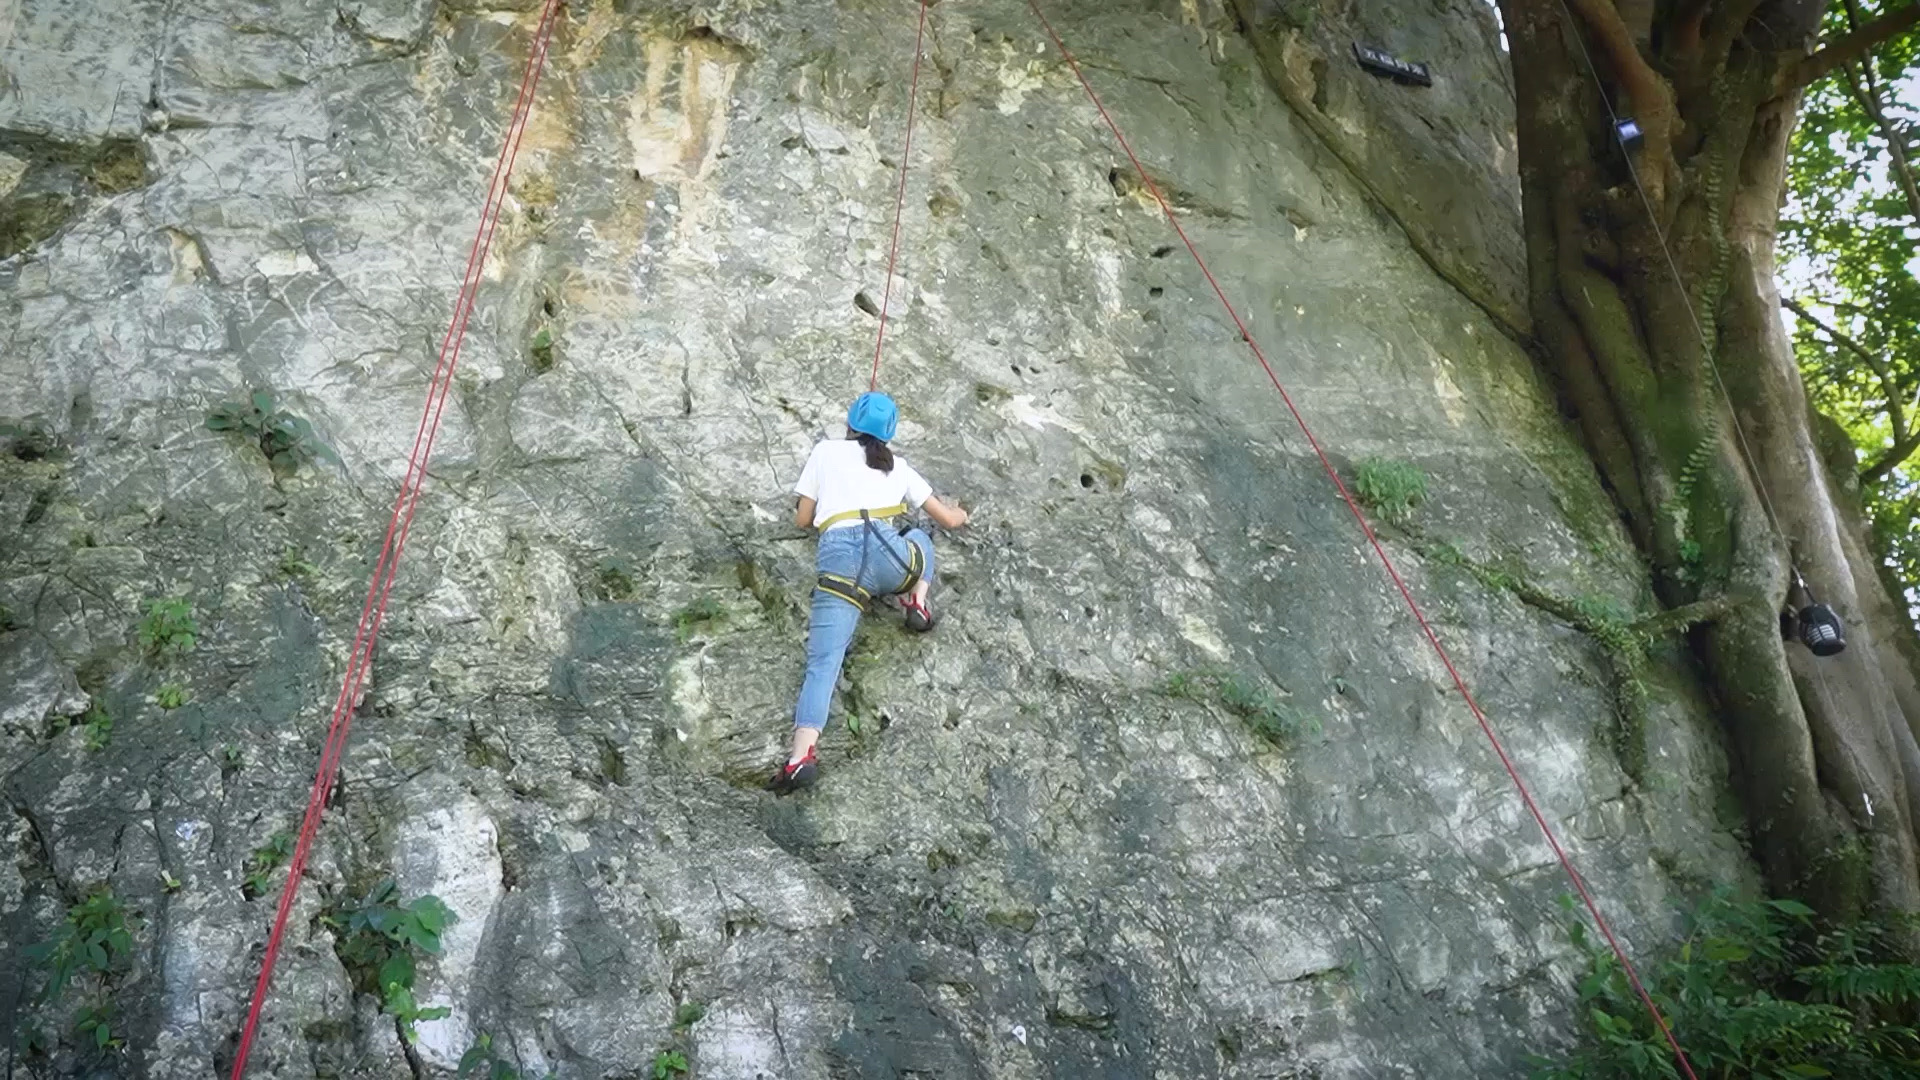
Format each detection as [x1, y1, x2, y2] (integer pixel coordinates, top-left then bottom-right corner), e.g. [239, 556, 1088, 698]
[794, 496, 817, 530]
[922, 495, 969, 529]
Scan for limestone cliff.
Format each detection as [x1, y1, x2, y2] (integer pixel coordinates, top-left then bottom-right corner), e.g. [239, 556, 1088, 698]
[1, 1, 1750, 1077]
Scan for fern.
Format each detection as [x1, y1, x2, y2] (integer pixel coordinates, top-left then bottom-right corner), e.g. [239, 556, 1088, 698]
[1663, 414, 1722, 565]
[1537, 891, 1920, 1078]
[1673, 421, 1718, 504]
[1696, 143, 1732, 357]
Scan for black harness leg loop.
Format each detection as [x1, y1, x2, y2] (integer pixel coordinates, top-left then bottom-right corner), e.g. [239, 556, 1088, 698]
[863, 509, 922, 596]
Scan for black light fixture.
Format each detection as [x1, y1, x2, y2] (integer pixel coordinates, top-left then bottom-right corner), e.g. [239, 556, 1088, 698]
[1784, 568, 1847, 657]
[1797, 602, 1847, 656]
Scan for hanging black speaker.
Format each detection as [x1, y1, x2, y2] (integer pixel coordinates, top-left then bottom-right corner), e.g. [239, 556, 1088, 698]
[1797, 603, 1846, 657]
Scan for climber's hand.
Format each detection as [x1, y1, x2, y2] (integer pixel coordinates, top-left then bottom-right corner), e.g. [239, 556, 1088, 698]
[924, 496, 969, 529]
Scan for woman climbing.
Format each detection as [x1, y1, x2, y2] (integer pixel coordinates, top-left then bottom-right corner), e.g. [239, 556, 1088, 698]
[770, 391, 969, 793]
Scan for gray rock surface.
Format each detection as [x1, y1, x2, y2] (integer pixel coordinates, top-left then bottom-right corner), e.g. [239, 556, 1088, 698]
[1, 1, 1748, 1077]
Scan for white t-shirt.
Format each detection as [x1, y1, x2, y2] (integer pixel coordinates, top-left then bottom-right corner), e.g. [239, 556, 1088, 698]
[793, 439, 933, 530]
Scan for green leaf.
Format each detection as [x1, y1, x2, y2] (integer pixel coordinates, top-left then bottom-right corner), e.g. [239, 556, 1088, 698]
[1705, 940, 1752, 964]
[251, 391, 275, 415]
[206, 413, 237, 431]
[365, 906, 402, 936]
[410, 895, 453, 936]
[1770, 899, 1817, 918]
[1787, 1066, 1833, 1077]
[384, 982, 417, 1016]
[379, 950, 416, 992]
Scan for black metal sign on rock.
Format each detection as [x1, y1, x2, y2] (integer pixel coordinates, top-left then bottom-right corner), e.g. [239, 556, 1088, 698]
[1352, 43, 1433, 87]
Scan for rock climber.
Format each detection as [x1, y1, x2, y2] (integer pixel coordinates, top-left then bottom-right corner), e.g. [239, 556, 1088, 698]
[769, 391, 969, 793]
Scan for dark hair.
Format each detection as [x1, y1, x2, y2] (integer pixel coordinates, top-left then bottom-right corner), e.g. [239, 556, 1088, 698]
[852, 430, 893, 474]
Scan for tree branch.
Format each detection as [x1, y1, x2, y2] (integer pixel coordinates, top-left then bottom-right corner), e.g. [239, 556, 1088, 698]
[1634, 593, 1741, 638]
[1782, 295, 1911, 459]
[1838, 31, 1920, 237]
[1861, 432, 1920, 483]
[1565, 0, 1678, 186]
[1671, 0, 1714, 57]
[1783, 297, 1920, 483]
[1793, 0, 1920, 88]
[1701, 0, 1769, 78]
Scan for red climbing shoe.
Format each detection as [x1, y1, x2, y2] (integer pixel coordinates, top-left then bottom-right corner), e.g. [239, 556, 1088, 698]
[769, 748, 818, 794]
[902, 592, 934, 633]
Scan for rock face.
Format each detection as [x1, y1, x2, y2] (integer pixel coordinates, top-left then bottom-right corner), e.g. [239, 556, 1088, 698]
[0, 1, 1748, 1078]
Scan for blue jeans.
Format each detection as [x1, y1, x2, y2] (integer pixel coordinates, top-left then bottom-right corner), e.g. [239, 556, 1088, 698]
[793, 523, 936, 731]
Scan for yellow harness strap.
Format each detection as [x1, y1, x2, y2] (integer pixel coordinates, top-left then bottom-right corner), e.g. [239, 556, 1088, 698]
[815, 533, 925, 610]
[816, 503, 908, 532]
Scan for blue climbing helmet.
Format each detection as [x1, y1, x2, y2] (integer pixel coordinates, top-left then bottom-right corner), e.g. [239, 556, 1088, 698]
[847, 391, 898, 442]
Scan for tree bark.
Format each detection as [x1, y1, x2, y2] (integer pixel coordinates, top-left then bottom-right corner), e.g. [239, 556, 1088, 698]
[1500, 0, 1920, 934]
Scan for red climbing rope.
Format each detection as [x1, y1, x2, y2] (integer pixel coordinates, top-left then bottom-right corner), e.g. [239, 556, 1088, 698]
[1021, 3, 1700, 1076]
[868, 0, 928, 390]
[226, 2, 564, 1075]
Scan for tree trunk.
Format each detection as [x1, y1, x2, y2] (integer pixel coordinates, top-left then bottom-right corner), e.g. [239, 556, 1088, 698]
[1499, 0, 1920, 931]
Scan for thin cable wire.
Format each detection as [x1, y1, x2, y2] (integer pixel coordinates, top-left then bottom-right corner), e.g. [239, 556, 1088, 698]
[1024, 1, 1700, 1075]
[868, 0, 929, 390]
[1552, 0, 1791, 545]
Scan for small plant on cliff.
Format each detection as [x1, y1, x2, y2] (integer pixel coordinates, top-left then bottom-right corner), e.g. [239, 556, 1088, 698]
[278, 548, 319, 581]
[80, 703, 113, 751]
[595, 558, 638, 601]
[206, 390, 340, 473]
[137, 597, 197, 659]
[328, 878, 456, 1043]
[1535, 890, 1920, 1079]
[155, 682, 188, 709]
[459, 1032, 551, 1079]
[23, 890, 137, 1053]
[651, 1050, 689, 1079]
[672, 596, 726, 643]
[241, 830, 294, 900]
[1164, 670, 1318, 747]
[529, 327, 555, 373]
[73, 999, 119, 1051]
[1353, 458, 1428, 525]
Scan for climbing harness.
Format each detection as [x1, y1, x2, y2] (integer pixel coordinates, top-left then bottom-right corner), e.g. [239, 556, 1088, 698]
[816, 501, 908, 532]
[1026, 0, 1698, 1073]
[815, 508, 925, 610]
[226, 2, 565, 1076]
